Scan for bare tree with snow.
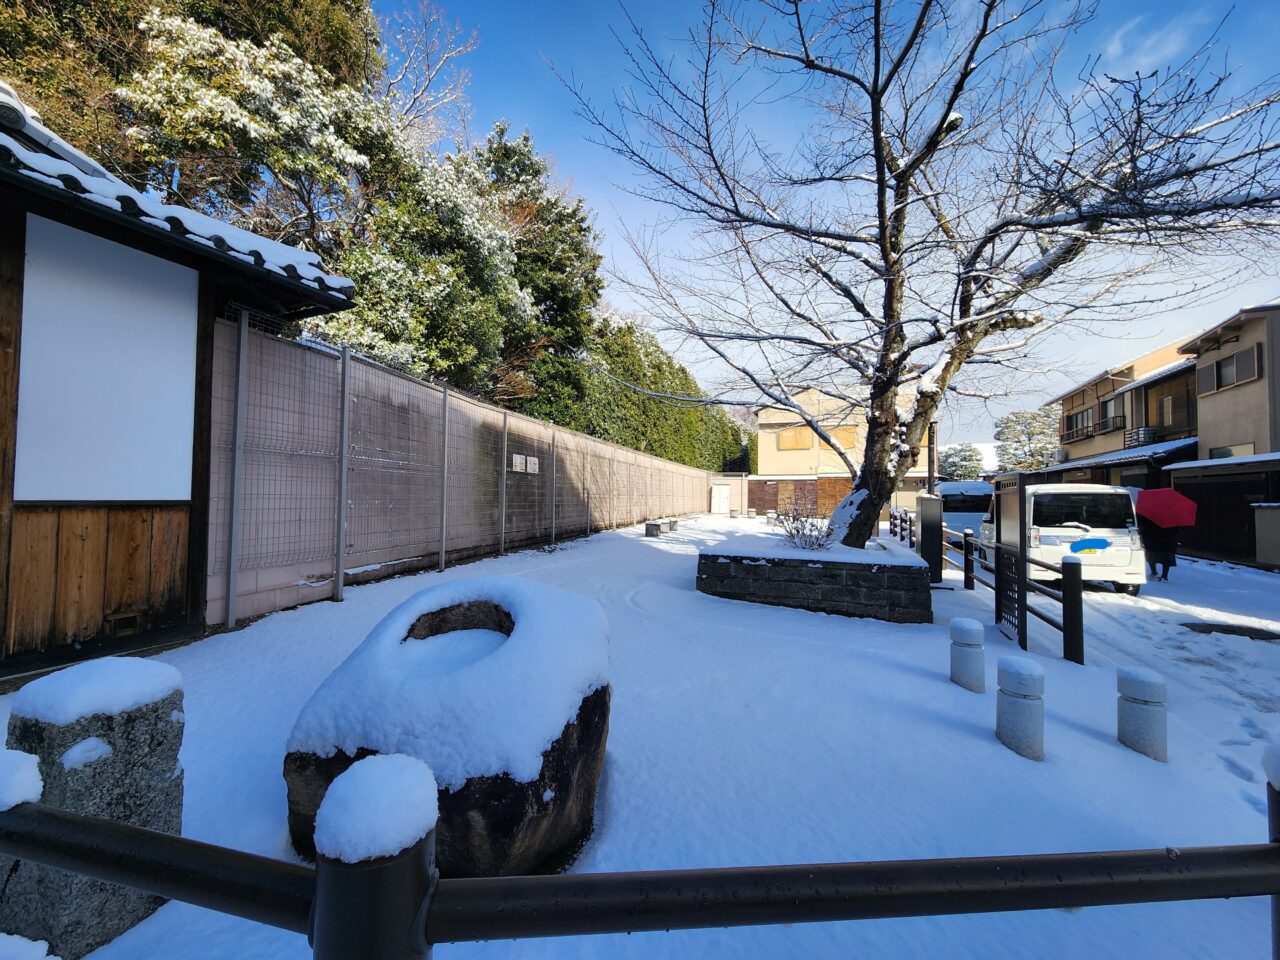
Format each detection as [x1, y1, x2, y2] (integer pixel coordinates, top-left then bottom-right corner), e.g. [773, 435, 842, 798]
[570, 0, 1280, 546]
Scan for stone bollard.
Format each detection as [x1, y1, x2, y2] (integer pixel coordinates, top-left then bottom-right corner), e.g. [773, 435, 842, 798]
[949, 618, 985, 693]
[645, 521, 662, 537]
[729, 508, 741, 518]
[747, 508, 757, 519]
[669, 519, 679, 531]
[0, 657, 184, 960]
[996, 656, 1044, 761]
[659, 520, 672, 533]
[1117, 666, 1168, 762]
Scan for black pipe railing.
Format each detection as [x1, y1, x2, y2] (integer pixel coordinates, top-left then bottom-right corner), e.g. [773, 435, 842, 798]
[4, 793, 1280, 957]
[940, 527, 1084, 665]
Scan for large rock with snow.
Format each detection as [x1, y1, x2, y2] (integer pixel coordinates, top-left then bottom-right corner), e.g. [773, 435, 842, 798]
[284, 577, 610, 877]
[0, 658, 184, 960]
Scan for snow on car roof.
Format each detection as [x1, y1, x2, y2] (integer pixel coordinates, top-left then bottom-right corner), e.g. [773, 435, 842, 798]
[936, 481, 993, 496]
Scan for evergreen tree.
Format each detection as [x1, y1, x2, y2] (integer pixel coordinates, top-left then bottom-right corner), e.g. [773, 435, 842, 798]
[939, 443, 986, 481]
[469, 123, 603, 419]
[995, 407, 1061, 472]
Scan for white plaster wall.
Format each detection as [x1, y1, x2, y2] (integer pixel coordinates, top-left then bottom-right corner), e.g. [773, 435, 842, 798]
[15, 215, 198, 501]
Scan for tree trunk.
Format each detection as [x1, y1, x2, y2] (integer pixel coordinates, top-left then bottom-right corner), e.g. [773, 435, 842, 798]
[839, 384, 930, 548]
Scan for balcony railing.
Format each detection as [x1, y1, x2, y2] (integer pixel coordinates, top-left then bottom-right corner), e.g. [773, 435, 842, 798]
[1125, 426, 1157, 448]
[1096, 415, 1126, 434]
[1061, 424, 1095, 444]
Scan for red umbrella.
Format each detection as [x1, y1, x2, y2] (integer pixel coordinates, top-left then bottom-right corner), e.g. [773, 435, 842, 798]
[1136, 487, 1197, 528]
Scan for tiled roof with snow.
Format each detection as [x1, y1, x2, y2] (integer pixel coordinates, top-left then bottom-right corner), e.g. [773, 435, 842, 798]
[1165, 451, 1280, 472]
[1043, 436, 1197, 472]
[1113, 357, 1196, 396]
[0, 111, 353, 303]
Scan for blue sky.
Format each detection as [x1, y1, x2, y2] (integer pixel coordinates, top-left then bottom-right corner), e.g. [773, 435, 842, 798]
[376, 0, 1280, 441]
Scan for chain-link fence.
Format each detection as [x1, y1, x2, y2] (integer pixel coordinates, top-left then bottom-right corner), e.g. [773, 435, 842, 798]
[206, 314, 711, 625]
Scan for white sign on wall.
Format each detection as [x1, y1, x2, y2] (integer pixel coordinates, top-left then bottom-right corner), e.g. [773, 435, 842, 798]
[14, 215, 199, 501]
[511, 454, 526, 473]
[526, 456, 540, 475]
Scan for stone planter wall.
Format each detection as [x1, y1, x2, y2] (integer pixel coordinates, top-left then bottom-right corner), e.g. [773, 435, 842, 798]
[696, 552, 932, 623]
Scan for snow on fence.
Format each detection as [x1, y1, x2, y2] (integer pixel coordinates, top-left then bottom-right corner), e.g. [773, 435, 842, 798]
[205, 315, 711, 625]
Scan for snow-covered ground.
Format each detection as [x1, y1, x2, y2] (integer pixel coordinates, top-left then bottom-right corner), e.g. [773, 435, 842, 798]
[3, 515, 1278, 960]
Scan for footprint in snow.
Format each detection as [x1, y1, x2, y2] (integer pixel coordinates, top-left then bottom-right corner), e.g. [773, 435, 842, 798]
[1241, 716, 1269, 739]
[1219, 753, 1257, 783]
[1243, 790, 1268, 816]
[1221, 739, 1252, 747]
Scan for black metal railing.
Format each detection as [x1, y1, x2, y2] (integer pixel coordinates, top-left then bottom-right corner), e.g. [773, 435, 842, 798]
[1096, 414, 1127, 434]
[940, 526, 1084, 664]
[3, 793, 1280, 959]
[889, 508, 916, 548]
[1061, 424, 1095, 444]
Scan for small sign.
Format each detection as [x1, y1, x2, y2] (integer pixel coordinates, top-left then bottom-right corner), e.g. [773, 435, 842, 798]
[526, 456, 540, 475]
[511, 454, 526, 473]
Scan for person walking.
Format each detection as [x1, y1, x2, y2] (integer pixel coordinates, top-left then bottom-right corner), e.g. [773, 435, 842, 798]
[1137, 514, 1178, 581]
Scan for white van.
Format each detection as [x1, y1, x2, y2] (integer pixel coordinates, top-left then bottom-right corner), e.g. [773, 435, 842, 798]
[936, 481, 994, 542]
[979, 483, 1147, 595]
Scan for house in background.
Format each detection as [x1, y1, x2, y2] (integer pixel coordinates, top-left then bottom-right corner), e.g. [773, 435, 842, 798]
[1166, 302, 1280, 566]
[1036, 339, 1198, 487]
[0, 82, 352, 664]
[749, 388, 933, 517]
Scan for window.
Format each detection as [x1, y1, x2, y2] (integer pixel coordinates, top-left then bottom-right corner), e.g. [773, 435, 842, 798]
[1160, 395, 1173, 427]
[1210, 443, 1255, 459]
[1063, 408, 1094, 439]
[941, 494, 992, 513]
[1099, 398, 1117, 420]
[1199, 344, 1264, 394]
[777, 426, 813, 450]
[1031, 493, 1135, 530]
[820, 425, 859, 450]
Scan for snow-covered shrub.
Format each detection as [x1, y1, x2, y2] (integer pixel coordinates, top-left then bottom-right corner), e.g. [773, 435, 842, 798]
[777, 491, 833, 551]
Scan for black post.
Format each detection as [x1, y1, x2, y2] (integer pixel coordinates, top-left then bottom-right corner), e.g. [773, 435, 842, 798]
[1270, 783, 1280, 960]
[917, 495, 943, 584]
[1061, 556, 1084, 665]
[907, 514, 916, 549]
[1016, 474, 1029, 651]
[963, 531, 975, 590]
[311, 831, 438, 960]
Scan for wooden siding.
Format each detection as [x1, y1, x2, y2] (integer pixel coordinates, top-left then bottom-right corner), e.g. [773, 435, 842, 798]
[5, 503, 188, 656]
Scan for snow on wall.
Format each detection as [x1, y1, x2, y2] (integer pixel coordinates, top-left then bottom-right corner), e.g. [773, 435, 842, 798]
[15, 215, 197, 501]
[287, 576, 609, 790]
[314, 754, 440, 863]
[12, 657, 182, 726]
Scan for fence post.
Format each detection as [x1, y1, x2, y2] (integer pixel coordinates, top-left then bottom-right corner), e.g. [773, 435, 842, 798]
[918, 495, 942, 584]
[963, 530, 975, 590]
[333, 345, 350, 602]
[498, 413, 508, 556]
[438, 386, 449, 573]
[1061, 555, 1084, 664]
[587, 490, 592, 535]
[225, 307, 250, 627]
[550, 430, 557, 545]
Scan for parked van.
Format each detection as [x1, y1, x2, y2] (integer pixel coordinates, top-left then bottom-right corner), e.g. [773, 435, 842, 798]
[937, 480, 994, 543]
[979, 483, 1147, 595]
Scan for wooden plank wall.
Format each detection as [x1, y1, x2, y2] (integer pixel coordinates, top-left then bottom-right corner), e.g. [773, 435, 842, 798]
[5, 503, 189, 656]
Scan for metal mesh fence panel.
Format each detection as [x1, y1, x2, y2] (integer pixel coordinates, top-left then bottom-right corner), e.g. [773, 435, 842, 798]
[208, 329, 714, 624]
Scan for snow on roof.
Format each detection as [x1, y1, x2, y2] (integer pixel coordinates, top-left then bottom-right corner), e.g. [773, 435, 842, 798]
[1113, 357, 1196, 396]
[314, 754, 439, 863]
[12, 656, 182, 726]
[287, 576, 609, 791]
[1165, 451, 1280, 472]
[0, 107, 353, 302]
[935, 481, 993, 496]
[1042, 437, 1197, 473]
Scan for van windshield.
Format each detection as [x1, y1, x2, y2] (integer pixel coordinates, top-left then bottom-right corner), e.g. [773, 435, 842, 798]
[1032, 493, 1134, 530]
[942, 495, 992, 513]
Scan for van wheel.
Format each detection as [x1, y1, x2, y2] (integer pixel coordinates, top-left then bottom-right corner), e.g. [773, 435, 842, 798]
[1118, 584, 1141, 597]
